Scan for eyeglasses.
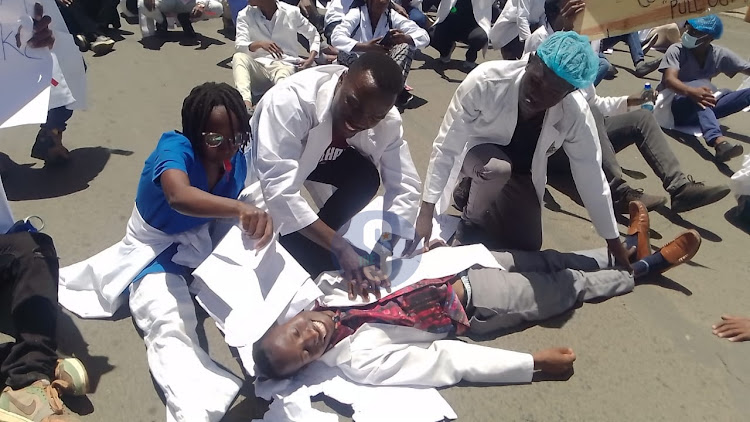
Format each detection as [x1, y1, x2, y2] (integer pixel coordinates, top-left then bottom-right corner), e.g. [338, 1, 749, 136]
[202, 132, 250, 148]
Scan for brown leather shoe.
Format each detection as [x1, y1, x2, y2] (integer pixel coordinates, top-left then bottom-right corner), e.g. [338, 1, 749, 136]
[658, 229, 701, 273]
[628, 201, 650, 260]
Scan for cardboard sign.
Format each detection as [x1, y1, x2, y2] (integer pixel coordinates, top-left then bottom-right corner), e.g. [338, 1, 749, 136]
[574, 0, 749, 40]
[0, 0, 53, 128]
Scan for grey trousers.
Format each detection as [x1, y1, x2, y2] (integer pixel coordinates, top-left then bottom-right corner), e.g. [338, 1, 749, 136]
[551, 108, 688, 199]
[456, 144, 543, 251]
[467, 248, 634, 335]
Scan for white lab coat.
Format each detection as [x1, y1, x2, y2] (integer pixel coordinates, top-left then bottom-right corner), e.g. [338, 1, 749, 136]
[435, 0, 494, 37]
[250, 65, 422, 238]
[58, 206, 214, 318]
[235, 2, 321, 65]
[331, 5, 429, 53]
[324, 0, 354, 27]
[423, 58, 619, 240]
[490, 0, 546, 48]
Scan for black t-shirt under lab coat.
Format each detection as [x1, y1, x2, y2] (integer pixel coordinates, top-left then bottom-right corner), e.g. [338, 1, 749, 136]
[501, 113, 545, 175]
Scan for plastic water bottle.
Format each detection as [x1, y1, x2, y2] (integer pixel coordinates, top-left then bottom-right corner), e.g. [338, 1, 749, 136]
[641, 83, 655, 111]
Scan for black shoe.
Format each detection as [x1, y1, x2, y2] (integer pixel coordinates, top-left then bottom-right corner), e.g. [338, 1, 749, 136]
[714, 140, 744, 162]
[177, 13, 197, 38]
[670, 177, 731, 213]
[156, 15, 168, 36]
[604, 63, 618, 80]
[73, 34, 89, 52]
[396, 89, 413, 107]
[613, 188, 667, 214]
[452, 177, 471, 211]
[633, 58, 660, 78]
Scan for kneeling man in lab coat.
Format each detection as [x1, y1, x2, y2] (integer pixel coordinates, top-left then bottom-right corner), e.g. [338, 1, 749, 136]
[253, 204, 701, 382]
[252, 52, 421, 293]
[408, 31, 630, 269]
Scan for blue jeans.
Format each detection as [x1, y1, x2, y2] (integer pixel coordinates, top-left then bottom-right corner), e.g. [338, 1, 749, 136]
[672, 88, 750, 145]
[408, 7, 427, 28]
[594, 53, 610, 87]
[41, 107, 74, 132]
[601, 31, 644, 66]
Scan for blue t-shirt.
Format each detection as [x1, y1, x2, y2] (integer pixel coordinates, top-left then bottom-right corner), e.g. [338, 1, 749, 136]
[133, 131, 247, 281]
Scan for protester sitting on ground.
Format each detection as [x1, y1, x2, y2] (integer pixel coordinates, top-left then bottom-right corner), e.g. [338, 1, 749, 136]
[599, 31, 661, 78]
[331, 0, 429, 106]
[712, 316, 750, 342]
[394, 0, 429, 29]
[0, 178, 90, 421]
[430, 0, 494, 72]
[521, 0, 730, 215]
[58, 83, 273, 422]
[656, 15, 750, 163]
[252, 53, 421, 292]
[411, 32, 627, 263]
[233, 0, 321, 114]
[254, 203, 702, 380]
[640, 22, 683, 55]
[490, 0, 545, 60]
[140, 0, 224, 38]
[55, 0, 118, 53]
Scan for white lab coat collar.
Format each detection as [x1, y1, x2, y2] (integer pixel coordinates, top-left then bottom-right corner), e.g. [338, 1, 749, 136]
[58, 206, 214, 318]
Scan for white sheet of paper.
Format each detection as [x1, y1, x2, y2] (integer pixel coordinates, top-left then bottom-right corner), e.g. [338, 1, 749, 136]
[0, 2, 53, 128]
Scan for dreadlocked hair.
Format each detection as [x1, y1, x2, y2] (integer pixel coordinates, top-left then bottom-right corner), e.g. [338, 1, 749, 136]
[180, 82, 250, 153]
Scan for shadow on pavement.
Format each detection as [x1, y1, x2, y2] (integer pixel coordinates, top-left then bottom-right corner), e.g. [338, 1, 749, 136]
[1, 147, 117, 201]
[663, 129, 735, 177]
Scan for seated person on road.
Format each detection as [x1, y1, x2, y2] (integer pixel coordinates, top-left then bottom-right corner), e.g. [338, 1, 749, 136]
[331, 0, 430, 106]
[254, 202, 702, 382]
[656, 15, 750, 163]
[140, 0, 224, 38]
[57, 83, 273, 422]
[520, 0, 730, 215]
[252, 53, 421, 292]
[233, 0, 321, 114]
[0, 181, 89, 422]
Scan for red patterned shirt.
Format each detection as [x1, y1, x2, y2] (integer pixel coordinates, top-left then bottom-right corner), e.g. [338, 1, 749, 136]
[317, 276, 471, 349]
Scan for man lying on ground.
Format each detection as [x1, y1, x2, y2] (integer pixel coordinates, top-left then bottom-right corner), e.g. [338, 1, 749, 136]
[254, 202, 702, 382]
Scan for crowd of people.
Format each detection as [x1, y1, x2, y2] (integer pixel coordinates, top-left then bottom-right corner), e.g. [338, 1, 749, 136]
[3, 0, 750, 421]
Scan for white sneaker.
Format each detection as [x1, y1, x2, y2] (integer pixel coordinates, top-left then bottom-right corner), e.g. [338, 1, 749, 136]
[90, 35, 115, 54]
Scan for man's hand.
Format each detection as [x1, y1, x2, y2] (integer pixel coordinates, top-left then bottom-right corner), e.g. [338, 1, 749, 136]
[238, 203, 273, 249]
[388, 29, 413, 46]
[404, 201, 434, 256]
[252, 40, 284, 58]
[356, 38, 389, 53]
[391, 1, 408, 17]
[26, 3, 54, 49]
[559, 0, 585, 31]
[297, 56, 315, 70]
[144, 0, 157, 11]
[712, 315, 750, 342]
[687, 86, 717, 109]
[606, 237, 633, 273]
[191, 3, 205, 19]
[532, 347, 576, 374]
[332, 235, 391, 300]
[627, 88, 657, 107]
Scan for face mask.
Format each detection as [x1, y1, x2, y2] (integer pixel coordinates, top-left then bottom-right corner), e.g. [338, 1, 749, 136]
[682, 32, 707, 49]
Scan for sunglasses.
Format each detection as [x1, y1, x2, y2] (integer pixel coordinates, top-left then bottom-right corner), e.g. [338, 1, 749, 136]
[202, 131, 250, 148]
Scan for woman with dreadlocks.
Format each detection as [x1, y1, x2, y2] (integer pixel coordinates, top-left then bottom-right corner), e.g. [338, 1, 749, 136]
[58, 82, 273, 422]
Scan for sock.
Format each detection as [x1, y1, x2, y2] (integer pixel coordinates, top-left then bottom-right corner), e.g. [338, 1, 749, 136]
[633, 251, 669, 279]
[624, 233, 638, 252]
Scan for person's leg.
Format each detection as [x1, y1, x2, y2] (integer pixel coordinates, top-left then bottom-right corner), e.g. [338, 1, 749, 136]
[594, 54, 613, 86]
[710, 88, 750, 121]
[671, 94, 721, 143]
[467, 251, 634, 334]
[408, 7, 427, 29]
[460, 143, 513, 228]
[605, 109, 688, 194]
[0, 232, 59, 390]
[267, 61, 296, 84]
[499, 36, 523, 60]
[462, 23, 488, 63]
[129, 272, 241, 422]
[592, 108, 630, 200]
[625, 31, 645, 65]
[388, 43, 415, 83]
[429, 21, 457, 60]
[33, 107, 74, 164]
[231, 53, 272, 107]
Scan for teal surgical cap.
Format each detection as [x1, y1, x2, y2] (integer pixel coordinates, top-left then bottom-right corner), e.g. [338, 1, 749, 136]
[536, 31, 599, 89]
[687, 15, 723, 39]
